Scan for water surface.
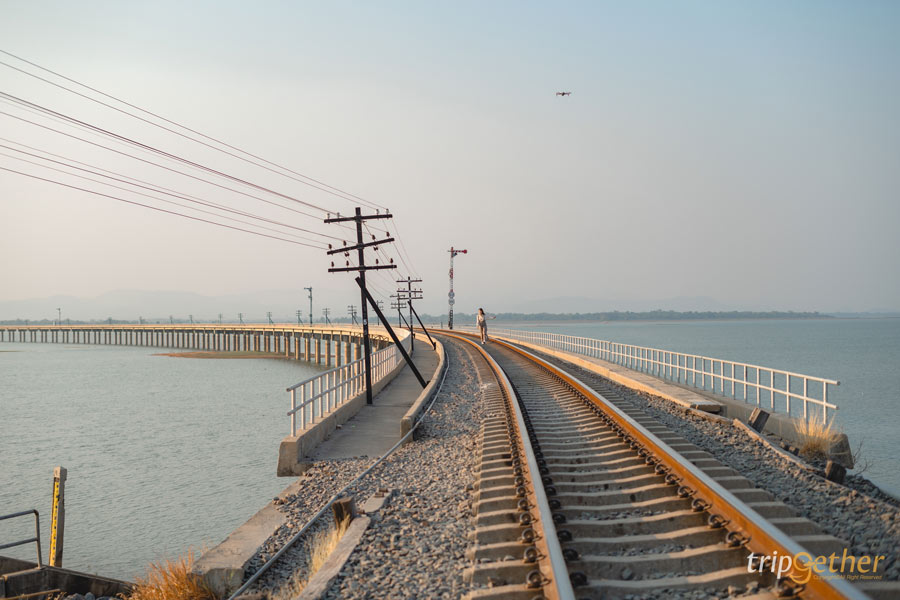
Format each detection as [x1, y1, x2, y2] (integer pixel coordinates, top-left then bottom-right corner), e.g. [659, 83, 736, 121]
[0, 342, 324, 579]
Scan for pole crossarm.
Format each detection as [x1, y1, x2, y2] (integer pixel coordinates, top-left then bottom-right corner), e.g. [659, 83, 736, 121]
[328, 264, 397, 273]
[326, 237, 395, 255]
[325, 212, 392, 223]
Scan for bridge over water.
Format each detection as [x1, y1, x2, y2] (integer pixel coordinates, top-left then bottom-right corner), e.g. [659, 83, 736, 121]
[0, 324, 399, 367]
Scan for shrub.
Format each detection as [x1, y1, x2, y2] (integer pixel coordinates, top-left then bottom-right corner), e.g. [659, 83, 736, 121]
[794, 414, 839, 460]
[119, 550, 216, 600]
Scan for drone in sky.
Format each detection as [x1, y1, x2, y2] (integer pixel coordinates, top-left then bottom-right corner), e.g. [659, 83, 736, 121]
[555, 91, 572, 96]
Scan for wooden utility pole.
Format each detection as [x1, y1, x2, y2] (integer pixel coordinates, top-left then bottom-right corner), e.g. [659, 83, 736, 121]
[325, 207, 396, 404]
[396, 277, 422, 350]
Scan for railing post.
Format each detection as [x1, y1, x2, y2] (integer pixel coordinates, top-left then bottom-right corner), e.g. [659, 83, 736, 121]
[785, 374, 791, 415]
[291, 389, 297, 435]
[769, 369, 775, 411]
[803, 378, 808, 421]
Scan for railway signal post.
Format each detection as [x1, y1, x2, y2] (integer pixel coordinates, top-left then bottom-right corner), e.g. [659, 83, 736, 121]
[447, 246, 467, 329]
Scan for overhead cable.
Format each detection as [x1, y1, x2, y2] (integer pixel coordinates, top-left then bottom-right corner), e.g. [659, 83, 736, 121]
[0, 49, 387, 211]
[0, 165, 324, 248]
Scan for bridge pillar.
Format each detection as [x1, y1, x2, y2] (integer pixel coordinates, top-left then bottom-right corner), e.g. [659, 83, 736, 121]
[325, 335, 332, 366]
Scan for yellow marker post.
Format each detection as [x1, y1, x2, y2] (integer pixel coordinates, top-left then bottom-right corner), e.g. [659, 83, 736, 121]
[49, 466, 66, 567]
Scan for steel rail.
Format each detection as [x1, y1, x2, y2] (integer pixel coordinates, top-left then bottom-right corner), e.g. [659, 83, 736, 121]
[485, 336, 866, 600]
[225, 339, 451, 600]
[442, 332, 576, 600]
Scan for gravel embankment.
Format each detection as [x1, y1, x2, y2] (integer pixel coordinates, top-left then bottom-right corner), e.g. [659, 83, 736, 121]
[531, 348, 900, 581]
[240, 338, 484, 599]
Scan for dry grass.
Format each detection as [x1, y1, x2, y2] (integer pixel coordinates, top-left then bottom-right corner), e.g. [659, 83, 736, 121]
[795, 414, 839, 460]
[118, 550, 217, 600]
[270, 517, 350, 600]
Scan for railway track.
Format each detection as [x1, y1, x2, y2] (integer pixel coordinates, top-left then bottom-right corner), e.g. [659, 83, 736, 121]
[447, 332, 870, 600]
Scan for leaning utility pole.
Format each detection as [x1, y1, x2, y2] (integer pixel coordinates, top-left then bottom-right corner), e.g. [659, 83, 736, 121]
[326, 207, 397, 404]
[296, 309, 303, 325]
[396, 277, 422, 350]
[347, 305, 358, 325]
[322, 308, 332, 325]
[304, 287, 313, 326]
[238, 312, 244, 324]
[447, 246, 467, 329]
[267, 311, 273, 325]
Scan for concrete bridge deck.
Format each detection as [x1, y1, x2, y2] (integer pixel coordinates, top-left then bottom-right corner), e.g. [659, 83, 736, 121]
[311, 340, 439, 460]
[0, 323, 400, 367]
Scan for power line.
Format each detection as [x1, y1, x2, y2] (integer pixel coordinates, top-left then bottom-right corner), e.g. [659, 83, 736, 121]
[0, 165, 324, 248]
[0, 109, 344, 239]
[0, 133, 340, 242]
[0, 91, 337, 215]
[0, 151, 325, 245]
[0, 143, 330, 244]
[0, 95, 377, 240]
[390, 219, 421, 279]
[0, 49, 388, 212]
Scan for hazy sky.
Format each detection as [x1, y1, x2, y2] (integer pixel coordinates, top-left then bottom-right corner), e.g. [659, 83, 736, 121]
[1, 1, 898, 316]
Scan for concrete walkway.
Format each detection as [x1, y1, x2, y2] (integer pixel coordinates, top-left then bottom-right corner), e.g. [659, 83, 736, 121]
[311, 337, 439, 459]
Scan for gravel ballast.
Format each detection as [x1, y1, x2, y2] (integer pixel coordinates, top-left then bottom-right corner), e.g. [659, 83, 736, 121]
[239, 338, 485, 599]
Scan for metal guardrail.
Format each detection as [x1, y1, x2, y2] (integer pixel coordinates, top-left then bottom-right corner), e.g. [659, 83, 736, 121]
[0, 510, 42, 566]
[461, 326, 839, 421]
[286, 344, 400, 435]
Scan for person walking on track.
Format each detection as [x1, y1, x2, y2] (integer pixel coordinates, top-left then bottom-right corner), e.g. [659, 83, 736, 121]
[476, 308, 494, 344]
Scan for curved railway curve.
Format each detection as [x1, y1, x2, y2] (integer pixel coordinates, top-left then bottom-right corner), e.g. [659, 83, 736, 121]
[446, 332, 870, 600]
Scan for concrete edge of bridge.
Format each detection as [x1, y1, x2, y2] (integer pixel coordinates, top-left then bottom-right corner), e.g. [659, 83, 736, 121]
[399, 337, 447, 440]
[276, 335, 415, 478]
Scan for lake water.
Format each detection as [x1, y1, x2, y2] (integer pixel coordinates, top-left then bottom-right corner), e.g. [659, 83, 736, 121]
[493, 318, 900, 493]
[0, 342, 325, 579]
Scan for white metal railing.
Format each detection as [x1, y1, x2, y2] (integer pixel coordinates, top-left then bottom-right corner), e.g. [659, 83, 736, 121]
[286, 343, 401, 435]
[461, 326, 839, 421]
